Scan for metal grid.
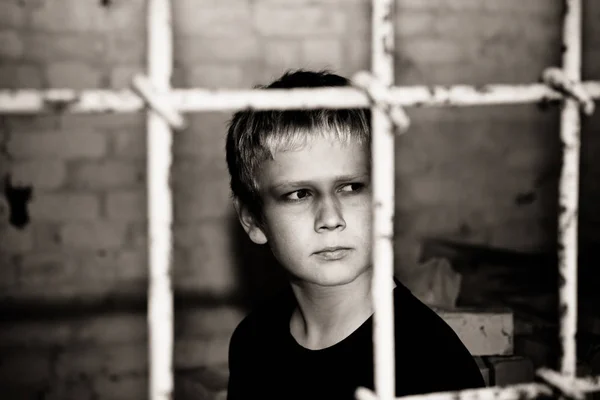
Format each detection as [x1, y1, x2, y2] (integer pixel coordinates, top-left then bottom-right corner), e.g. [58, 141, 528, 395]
[1, 1, 600, 400]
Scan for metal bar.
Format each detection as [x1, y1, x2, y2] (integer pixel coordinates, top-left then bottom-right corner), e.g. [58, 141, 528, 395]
[356, 383, 554, 400]
[146, 0, 174, 399]
[2, 82, 600, 113]
[371, 0, 396, 398]
[558, 0, 581, 378]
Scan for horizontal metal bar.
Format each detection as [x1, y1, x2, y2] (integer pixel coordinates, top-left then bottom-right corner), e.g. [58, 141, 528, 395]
[356, 382, 554, 400]
[1, 82, 599, 114]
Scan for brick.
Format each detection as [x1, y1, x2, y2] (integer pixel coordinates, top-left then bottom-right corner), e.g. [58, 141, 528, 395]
[17, 252, 76, 286]
[175, 3, 253, 36]
[178, 307, 245, 338]
[105, 34, 145, 64]
[264, 40, 303, 68]
[11, 160, 67, 189]
[56, 344, 147, 378]
[0, 29, 24, 58]
[8, 131, 107, 159]
[30, 193, 100, 221]
[0, 225, 33, 253]
[399, 36, 476, 64]
[301, 38, 344, 70]
[23, 32, 106, 63]
[0, 351, 52, 385]
[435, 309, 513, 356]
[61, 113, 145, 132]
[175, 338, 230, 369]
[186, 64, 246, 89]
[395, 11, 436, 37]
[0, 320, 72, 349]
[0, 2, 26, 28]
[174, 178, 233, 220]
[342, 38, 370, 75]
[46, 62, 104, 89]
[254, 5, 346, 37]
[344, 2, 370, 36]
[93, 375, 147, 400]
[109, 65, 140, 89]
[33, 223, 62, 250]
[0, 63, 44, 89]
[72, 314, 146, 345]
[31, 0, 146, 33]
[176, 37, 260, 64]
[176, 220, 238, 294]
[111, 130, 146, 159]
[59, 222, 128, 250]
[70, 160, 144, 189]
[0, 253, 18, 288]
[114, 249, 147, 280]
[106, 190, 146, 221]
[2, 115, 61, 133]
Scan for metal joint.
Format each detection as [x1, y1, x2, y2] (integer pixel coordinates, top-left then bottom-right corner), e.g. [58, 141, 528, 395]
[131, 74, 187, 130]
[542, 67, 595, 116]
[352, 71, 410, 133]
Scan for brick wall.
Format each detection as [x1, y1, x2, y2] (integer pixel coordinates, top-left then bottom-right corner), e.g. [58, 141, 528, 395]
[1, 0, 599, 398]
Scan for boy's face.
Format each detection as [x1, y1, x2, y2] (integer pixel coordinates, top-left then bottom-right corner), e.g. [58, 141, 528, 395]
[242, 135, 373, 287]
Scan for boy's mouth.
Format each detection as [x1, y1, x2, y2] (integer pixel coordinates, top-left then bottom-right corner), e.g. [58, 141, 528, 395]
[313, 247, 352, 261]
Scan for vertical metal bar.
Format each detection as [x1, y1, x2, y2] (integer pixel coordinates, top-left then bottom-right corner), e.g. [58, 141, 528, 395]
[147, 0, 175, 399]
[558, 0, 581, 378]
[371, 0, 396, 398]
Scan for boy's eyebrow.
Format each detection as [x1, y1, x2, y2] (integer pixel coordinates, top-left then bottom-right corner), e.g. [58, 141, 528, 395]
[269, 174, 369, 191]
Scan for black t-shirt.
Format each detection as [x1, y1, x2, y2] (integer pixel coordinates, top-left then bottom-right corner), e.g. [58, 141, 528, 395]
[227, 280, 485, 400]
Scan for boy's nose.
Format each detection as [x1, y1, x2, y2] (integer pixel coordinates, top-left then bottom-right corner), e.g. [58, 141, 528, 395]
[315, 197, 346, 232]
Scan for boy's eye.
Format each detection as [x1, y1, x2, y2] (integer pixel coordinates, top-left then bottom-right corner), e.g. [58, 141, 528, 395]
[285, 189, 311, 201]
[340, 183, 364, 192]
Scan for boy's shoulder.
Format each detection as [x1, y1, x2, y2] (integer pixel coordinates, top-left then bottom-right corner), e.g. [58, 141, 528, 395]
[230, 285, 295, 349]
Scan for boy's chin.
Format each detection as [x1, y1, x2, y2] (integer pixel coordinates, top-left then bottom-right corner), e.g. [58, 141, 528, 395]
[290, 266, 372, 288]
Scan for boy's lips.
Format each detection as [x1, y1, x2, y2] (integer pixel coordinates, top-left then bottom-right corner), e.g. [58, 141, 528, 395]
[313, 247, 352, 261]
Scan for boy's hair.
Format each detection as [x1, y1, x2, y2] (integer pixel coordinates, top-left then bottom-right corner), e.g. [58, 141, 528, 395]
[225, 69, 371, 215]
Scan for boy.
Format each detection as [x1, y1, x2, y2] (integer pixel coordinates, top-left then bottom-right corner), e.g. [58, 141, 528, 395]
[225, 70, 484, 400]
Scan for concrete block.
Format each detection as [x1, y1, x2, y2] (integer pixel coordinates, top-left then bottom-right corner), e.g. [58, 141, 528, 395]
[176, 37, 259, 64]
[0, 29, 24, 59]
[8, 131, 107, 159]
[46, 62, 104, 89]
[301, 38, 344, 70]
[24, 32, 106, 63]
[30, 193, 100, 222]
[70, 160, 144, 189]
[174, 178, 233, 220]
[186, 64, 246, 89]
[175, 338, 230, 369]
[254, 5, 346, 37]
[17, 252, 76, 287]
[0, 225, 33, 254]
[0, 2, 26, 28]
[264, 39, 303, 68]
[435, 308, 513, 356]
[11, 160, 66, 190]
[106, 190, 145, 222]
[59, 222, 128, 250]
[174, 3, 253, 37]
[0, 63, 44, 89]
[110, 129, 146, 159]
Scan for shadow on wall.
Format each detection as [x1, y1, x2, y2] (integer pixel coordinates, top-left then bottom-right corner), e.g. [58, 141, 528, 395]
[227, 212, 288, 310]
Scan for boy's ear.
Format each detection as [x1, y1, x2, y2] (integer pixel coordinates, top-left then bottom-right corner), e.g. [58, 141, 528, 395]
[233, 198, 268, 245]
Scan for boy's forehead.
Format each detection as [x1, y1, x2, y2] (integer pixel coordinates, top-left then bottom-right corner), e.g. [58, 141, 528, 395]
[259, 138, 370, 187]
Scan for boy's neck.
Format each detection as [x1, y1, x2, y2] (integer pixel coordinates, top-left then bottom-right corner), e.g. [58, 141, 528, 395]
[289, 269, 394, 350]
